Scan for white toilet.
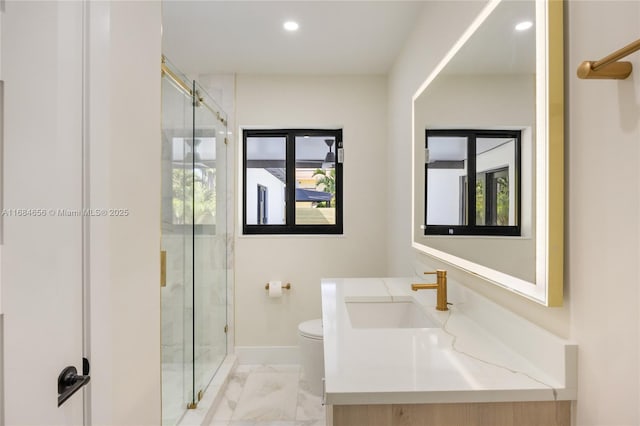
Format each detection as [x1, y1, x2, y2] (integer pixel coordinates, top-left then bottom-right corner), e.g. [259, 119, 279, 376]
[298, 318, 324, 396]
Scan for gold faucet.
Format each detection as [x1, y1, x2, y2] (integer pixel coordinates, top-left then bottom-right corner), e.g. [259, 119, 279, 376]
[411, 270, 448, 311]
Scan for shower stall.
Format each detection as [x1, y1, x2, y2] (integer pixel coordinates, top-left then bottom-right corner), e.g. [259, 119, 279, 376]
[160, 56, 230, 425]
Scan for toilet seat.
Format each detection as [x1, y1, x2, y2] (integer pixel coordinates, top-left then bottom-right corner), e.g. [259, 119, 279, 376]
[298, 319, 323, 340]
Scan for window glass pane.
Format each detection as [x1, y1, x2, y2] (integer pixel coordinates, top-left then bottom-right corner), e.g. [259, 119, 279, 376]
[476, 137, 516, 226]
[476, 172, 486, 225]
[245, 136, 286, 225]
[426, 136, 467, 226]
[295, 136, 336, 225]
[492, 169, 510, 225]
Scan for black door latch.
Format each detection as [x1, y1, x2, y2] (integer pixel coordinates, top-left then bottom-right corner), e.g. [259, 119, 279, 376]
[57, 358, 90, 407]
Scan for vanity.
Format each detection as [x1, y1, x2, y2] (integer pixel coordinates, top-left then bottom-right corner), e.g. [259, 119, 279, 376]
[320, 277, 576, 426]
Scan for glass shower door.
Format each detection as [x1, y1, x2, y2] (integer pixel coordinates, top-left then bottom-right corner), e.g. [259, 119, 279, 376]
[193, 83, 228, 398]
[161, 57, 229, 423]
[161, 63, 195, 425]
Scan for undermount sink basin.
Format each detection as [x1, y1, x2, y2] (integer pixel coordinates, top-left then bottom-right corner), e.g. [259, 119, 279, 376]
[346, 300, 440, 329]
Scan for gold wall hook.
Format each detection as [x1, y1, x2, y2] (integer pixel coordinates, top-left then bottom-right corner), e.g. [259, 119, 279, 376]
[577, 60, 632, 79]
[577, 38, 640, 79]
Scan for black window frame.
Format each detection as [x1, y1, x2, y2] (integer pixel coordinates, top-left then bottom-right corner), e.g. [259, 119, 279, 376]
[424, 129, 521, 237]
[242, 128, 343, 235]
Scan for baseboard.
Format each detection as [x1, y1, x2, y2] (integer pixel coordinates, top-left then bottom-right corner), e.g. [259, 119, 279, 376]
[234, 346, 300, 365]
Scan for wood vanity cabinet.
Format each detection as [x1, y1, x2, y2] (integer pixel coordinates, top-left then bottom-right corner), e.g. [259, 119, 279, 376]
[327, 401, 571, 426]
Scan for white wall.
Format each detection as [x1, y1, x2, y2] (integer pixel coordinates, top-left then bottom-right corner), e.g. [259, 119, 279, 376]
[235, 74, 388, 347]
[567, 2, 640, 424]
[388, 1, 640, 425]
[415, 74, 535, 130]
[87, 2, 162, 424]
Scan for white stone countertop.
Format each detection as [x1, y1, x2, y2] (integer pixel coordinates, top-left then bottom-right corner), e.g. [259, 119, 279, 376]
[321, 277, 577, 405]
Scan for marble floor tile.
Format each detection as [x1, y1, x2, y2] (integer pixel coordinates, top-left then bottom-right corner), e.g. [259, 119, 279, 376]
[208, 364, 326, 426]
[295, 374, 324, 421]
[231, 371, 299, 421]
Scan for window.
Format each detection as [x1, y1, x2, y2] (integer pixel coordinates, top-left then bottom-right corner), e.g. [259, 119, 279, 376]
[424, 129, 520, 236]
[243, 128, 343, 235]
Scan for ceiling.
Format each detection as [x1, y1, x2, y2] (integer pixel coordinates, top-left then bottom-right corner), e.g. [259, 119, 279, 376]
[162, 1, 425, 76]
[444, 0, 536, 75]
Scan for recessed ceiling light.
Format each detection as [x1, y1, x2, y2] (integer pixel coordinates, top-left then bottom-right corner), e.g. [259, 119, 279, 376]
[515, 21, 533, 31]
[283, 21, 299, 32]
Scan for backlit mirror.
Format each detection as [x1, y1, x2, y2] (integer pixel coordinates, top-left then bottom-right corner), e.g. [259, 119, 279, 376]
[412, 0, 563, 306]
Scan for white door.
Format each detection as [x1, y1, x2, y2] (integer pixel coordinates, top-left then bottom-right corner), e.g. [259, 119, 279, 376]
[2, 1, 87, 424]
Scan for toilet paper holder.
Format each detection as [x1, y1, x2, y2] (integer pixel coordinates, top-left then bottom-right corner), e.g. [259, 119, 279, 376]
[265, 282, 291, 290]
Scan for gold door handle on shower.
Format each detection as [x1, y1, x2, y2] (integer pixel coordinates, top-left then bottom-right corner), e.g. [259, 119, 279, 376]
[160, 250, 167, 287]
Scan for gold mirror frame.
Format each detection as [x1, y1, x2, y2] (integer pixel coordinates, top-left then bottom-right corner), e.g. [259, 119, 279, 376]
[411, 0, 563, 306]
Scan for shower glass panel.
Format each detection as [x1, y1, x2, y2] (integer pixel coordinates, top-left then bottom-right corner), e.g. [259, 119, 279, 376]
[161, 58, 228, 425]
[193, 82, 228, 399]
[161, 66, 195, 425]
